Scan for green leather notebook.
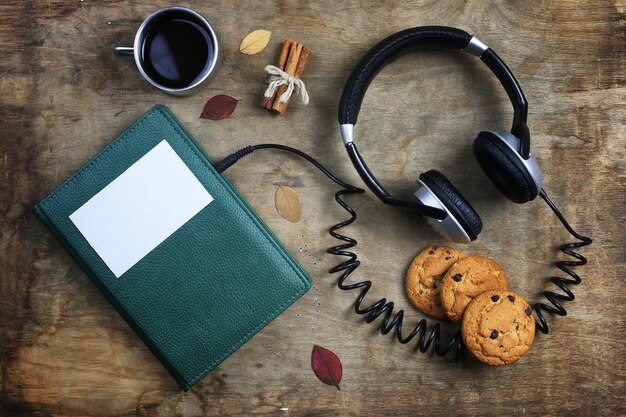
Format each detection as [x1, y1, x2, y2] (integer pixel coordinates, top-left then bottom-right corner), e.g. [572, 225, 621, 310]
[33, 105, 311, 390]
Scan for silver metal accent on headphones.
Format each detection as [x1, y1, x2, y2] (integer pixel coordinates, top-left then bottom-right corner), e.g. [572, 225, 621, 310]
[414, 180, 472, 244]
[496, 131, 543, 192]
[465, 36, 489, 57]
[340, 124, 355, 145]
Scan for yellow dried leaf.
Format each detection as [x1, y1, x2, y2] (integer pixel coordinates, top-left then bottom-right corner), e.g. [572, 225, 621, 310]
[275, 185, 302, 223]
[239, 29, 272, 55]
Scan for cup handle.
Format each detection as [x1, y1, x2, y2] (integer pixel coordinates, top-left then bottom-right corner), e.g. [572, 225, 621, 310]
[113, 46, 134, 55]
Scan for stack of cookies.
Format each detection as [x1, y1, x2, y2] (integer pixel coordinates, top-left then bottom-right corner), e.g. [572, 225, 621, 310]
[405, 246, 535, 366]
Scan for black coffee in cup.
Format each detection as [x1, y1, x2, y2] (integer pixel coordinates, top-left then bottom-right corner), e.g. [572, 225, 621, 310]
[114, 7, 219, 95]
[141, 18, 213, 89]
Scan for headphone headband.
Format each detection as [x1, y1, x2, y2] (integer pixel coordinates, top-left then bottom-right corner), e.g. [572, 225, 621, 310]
[338, 26, 530, 218]
[338, 27, 528, 149]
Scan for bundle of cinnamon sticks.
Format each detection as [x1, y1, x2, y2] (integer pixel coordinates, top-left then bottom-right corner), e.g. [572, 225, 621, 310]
[261, 39, 311, 115]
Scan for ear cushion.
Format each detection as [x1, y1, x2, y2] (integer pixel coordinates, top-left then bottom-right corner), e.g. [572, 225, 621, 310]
[419, 170, 483, 240]
[473, 131, 538, 203]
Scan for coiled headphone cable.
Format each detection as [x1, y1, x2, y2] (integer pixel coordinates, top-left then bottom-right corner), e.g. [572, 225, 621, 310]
[215, 144, 592, 361]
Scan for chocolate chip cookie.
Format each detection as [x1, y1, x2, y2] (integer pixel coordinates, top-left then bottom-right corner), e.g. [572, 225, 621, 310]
[440, 256, 508, 323]
[405, 246, 466, 319]
[462, 290, 536, 365]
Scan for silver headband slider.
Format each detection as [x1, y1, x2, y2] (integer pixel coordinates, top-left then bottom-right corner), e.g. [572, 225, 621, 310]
[340, 124, 355, 145]
[465, 36, 489, 57]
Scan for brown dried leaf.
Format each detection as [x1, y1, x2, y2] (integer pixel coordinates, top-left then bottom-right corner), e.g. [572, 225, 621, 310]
[239, 29, 272, 55]
[274, 185, 301, 223]
[200, 95, 239, 120]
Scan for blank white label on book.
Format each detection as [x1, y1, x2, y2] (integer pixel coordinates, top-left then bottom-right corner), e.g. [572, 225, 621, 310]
[69, 140, 213, 278]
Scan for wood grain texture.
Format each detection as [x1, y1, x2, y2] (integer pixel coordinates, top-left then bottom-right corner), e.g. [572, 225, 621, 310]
[1, 1, 624, 416]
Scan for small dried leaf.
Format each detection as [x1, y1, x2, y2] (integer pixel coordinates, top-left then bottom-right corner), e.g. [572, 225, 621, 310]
[239, 29, 272, 55]
[274, 185, 301, 223]
[200, 95, 238, 120]
[311, 345, 342, 390]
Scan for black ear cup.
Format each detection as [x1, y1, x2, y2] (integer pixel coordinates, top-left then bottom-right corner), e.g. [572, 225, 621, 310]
[473, 131, 539, 203]
[418, 170, 483, 240]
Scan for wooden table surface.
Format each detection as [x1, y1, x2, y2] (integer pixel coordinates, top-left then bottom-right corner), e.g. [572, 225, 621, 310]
[1, 1, 624, 416]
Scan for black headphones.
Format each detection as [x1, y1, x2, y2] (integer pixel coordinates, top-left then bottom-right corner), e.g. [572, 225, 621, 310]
[338, 26, 542, 243]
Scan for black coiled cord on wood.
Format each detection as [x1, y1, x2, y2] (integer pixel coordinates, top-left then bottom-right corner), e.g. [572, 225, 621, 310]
[327, 187, 465, 360]
[534, 189, 593, 333]
[215, 145, 592, 361]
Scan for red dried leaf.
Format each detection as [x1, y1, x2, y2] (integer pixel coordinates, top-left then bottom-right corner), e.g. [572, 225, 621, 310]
[200, 94, 239, 120]
[311, 345, 342, 390]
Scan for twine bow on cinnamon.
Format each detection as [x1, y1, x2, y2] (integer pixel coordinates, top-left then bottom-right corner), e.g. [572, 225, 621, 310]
[261, 39, 311, 115]
[263, 65, 310, 105]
